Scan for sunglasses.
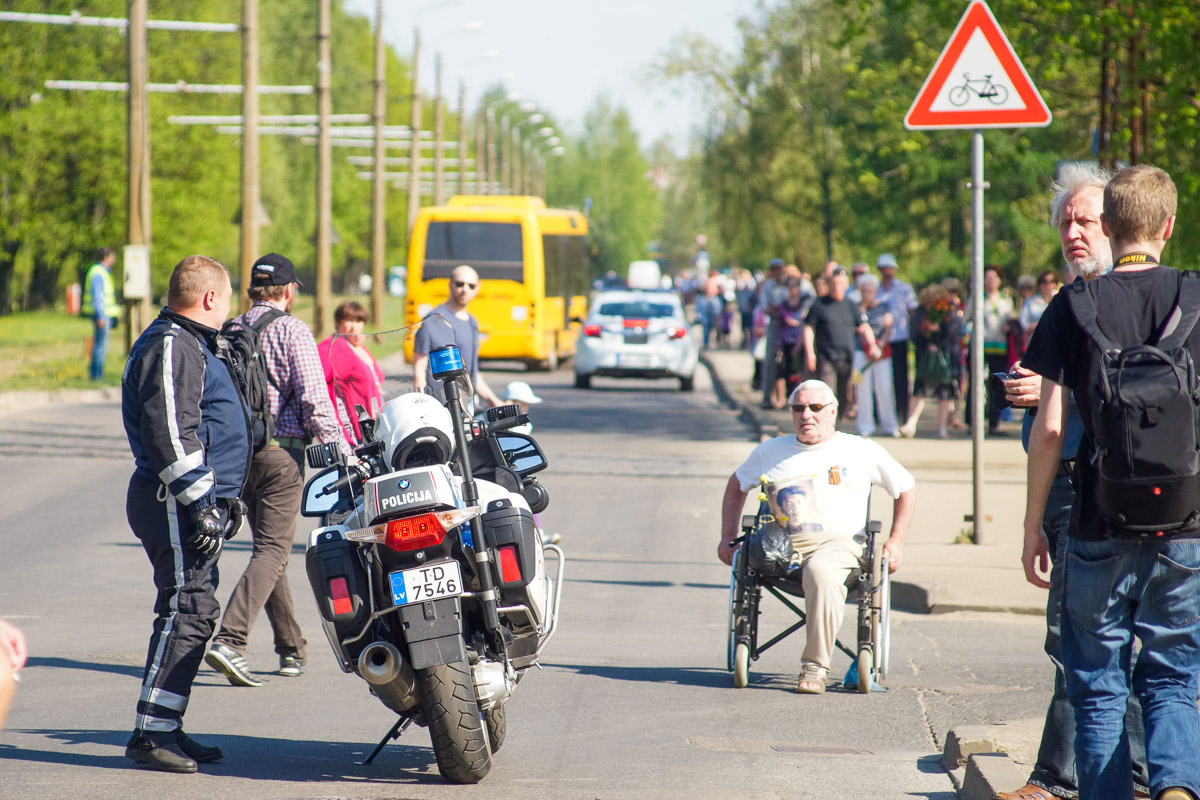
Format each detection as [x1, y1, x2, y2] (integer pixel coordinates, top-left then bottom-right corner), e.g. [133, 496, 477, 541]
[790, 402, 834, 414]
[453, 281, 477, 290]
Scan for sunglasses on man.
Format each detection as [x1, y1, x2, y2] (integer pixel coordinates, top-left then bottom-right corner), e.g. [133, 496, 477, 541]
[790, 402, 834, 414]
[453, 280, 477, 290]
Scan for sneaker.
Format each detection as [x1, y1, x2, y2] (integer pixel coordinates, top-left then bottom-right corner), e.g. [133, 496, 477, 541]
[125, 735, 198, 773]
[277, 653, 306, 677]
[205, 643, 263, 687]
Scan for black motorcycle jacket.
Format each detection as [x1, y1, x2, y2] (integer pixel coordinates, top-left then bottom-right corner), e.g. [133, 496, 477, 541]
[122, 307, 250, 506]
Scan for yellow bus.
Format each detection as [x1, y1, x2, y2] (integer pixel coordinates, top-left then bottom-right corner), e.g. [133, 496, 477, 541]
[403, 195, 590, 370]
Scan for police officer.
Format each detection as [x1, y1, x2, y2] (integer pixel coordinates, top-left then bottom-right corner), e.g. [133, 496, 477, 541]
[122, 255, 248, 773]
[82, 246, 120, 381]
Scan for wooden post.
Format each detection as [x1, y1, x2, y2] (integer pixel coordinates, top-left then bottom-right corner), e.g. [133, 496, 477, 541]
[127, 0, 151, 347]
[370, 0, 386, 331]
[485, 106, 496, 195]
[406, 27, 422, 233]
[500, 114, 510, 193]
[239, 0, 259, 313]
[457, 81, 466, 197]
[316, 0, 332, 339]
[433, 53, 444, 206]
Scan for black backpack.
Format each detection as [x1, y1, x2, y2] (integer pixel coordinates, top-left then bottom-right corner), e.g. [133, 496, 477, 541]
[220, 308, 286, 453]
[1068, 271, 1200, 537]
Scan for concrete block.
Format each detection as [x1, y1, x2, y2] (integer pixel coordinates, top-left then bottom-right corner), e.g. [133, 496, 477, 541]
[961, 753, 1029, 800]
[942, 725, 998, 770]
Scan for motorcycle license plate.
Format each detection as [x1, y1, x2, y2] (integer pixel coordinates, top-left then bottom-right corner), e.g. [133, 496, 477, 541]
[389, 561, 462, 606]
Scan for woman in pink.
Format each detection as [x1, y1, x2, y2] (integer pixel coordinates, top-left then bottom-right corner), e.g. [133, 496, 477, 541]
[317, 300, 384, 447]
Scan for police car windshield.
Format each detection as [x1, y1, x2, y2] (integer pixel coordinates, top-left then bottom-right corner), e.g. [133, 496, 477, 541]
[596, 302, 676, 319]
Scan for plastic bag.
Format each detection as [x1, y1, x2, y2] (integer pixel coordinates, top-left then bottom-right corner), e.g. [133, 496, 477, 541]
[745, 521, 794, 577]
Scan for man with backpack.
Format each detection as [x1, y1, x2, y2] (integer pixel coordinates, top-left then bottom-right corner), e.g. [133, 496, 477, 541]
[205, 253, 346, 687]
[1021, 165, 1200, 800]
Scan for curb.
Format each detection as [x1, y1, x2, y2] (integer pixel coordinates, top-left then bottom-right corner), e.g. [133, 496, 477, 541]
[0, 386, 121, 414]
[699, 352, 781, 441]
[942, 726, 1030, 800]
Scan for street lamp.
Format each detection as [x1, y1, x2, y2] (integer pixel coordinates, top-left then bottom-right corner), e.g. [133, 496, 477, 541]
[512, 113, 545, 194]
[483, 91, 519, 195]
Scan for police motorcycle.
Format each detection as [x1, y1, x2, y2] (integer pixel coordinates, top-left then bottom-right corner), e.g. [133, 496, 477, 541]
[299, 344, 563, 783]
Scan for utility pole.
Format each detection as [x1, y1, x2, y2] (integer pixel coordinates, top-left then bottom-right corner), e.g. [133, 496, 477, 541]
[500, 114, 510, 193]
[127, 0, 151, 348]
[458, 81, 467, 197]
[433, 53, 444, 205]
[485, 106, 496, 196]
[407, 27, 422, 233]
[370, 0, 386, 330]
[316, 0, 332, 339]
[239, 0, 259, 312]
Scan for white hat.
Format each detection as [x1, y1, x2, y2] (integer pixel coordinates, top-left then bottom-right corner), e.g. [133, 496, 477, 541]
[504, 381, 543, 405]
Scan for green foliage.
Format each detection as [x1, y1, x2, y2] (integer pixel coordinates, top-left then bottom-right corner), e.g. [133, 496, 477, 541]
[0, 0, 474, 313]
[653, 0, 1200, 284]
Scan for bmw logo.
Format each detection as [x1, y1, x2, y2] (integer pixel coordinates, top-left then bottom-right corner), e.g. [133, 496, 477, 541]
[398, 479, 410, 490]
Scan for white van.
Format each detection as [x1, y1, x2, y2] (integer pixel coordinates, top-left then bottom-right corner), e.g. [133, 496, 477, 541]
[626, 260, 663, 291]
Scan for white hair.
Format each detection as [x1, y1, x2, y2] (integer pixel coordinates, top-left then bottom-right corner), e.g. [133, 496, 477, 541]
[1049, 162, 1112, 227]
[788, 380, 837, 406]
[856, 273, 880, 291]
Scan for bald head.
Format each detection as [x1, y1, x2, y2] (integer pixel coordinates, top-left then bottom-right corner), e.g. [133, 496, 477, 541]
[447, 265, 480, 312]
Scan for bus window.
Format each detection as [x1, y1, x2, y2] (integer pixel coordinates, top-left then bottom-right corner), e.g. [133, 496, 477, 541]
[543, 234, 589, 298]
[424, 221, 524, 282]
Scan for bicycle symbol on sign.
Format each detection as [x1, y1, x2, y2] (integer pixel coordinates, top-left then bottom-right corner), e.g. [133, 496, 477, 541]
[948, 73, 1010, 106]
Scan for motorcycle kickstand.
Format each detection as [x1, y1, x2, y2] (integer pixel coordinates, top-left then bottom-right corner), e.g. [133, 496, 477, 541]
[356, 715, 415, 766]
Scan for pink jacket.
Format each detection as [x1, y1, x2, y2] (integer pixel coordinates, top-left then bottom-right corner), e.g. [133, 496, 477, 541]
[317, 336, 384, 447]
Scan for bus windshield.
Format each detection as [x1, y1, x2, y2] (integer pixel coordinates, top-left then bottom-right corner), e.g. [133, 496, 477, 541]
[424, 221, 524, 282]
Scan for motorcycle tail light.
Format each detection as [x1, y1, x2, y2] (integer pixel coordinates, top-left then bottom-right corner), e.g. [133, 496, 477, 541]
[345, 506, 481, 552]
[666, 326, 687, 339]
[330, 577, 353, 616]
[497, 544, 521, 583]
[583, 324, 602, 337]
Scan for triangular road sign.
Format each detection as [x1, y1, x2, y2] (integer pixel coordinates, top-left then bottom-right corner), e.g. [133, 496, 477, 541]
[904, 0, 1051, 130]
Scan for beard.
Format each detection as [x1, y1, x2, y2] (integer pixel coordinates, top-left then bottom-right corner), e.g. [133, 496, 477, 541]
[285, 293, 296, 313]
[1068, 247, 1113, 281]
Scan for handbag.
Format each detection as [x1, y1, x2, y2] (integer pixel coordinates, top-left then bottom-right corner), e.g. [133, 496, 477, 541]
[915, 346, 953, 386]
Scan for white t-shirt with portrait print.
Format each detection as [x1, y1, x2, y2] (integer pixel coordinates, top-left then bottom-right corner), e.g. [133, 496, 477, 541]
[733, 432, 915, 547]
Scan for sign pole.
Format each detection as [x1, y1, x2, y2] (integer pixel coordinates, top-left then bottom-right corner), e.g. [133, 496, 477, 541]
[971, 130, 986, 544]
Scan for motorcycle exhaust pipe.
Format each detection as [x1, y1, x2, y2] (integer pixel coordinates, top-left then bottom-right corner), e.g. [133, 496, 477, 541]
[358, 641, 418, 713]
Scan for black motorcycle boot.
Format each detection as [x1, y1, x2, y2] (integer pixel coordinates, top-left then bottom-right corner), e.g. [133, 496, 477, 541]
[125, 734, 198, 773]
[176, 732, 223, 763]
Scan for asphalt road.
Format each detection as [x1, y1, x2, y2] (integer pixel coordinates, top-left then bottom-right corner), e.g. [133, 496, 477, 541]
[0, 361, 1054, 799]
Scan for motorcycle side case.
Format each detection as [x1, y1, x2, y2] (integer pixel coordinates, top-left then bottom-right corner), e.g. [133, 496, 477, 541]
[305, 526, 369, 671]
[481, 497, 550, 628]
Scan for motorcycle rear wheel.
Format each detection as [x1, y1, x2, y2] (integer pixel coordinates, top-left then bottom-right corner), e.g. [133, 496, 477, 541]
[484, 704, 506, 752]
[418, 659, 493, 783]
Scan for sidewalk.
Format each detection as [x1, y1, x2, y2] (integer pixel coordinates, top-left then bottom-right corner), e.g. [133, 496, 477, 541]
[701, 347, 1046, 617]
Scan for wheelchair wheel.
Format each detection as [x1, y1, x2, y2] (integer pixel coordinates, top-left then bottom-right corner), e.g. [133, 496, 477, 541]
[856, 649, 872, 694]
[733, 643, 750, 688]
[727, 551, 744, 672]
[878, 564, 891, 680]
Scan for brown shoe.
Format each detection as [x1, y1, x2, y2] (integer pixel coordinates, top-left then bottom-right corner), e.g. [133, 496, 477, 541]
[994, 785, 1056, 800]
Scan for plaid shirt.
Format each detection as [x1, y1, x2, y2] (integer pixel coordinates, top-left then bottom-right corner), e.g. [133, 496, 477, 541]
[242, 303, 345, 451]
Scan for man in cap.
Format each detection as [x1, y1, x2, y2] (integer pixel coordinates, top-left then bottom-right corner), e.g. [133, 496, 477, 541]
[875, 254, 918, 423]
[412, 264, 502, 409]
[205, 253, 346, 687]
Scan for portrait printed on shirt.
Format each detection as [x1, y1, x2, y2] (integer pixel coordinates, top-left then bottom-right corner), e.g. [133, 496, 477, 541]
[766, 476, 825, 538]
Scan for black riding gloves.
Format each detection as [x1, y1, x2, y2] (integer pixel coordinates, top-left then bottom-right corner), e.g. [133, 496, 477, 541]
[224, 498, 247, 540]
[186, 501, 225, 556]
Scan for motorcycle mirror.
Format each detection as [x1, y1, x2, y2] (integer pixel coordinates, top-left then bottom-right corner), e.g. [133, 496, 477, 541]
[301, 466, 342, 516]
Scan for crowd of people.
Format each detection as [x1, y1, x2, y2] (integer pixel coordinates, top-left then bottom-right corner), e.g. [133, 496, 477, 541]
[688, 253, 1067, 437]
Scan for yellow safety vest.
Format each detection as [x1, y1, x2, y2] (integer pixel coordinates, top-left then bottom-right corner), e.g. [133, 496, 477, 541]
[81, 263, 119, 319]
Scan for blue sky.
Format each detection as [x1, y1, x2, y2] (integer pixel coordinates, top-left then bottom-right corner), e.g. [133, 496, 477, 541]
[343, 0, 757, 153]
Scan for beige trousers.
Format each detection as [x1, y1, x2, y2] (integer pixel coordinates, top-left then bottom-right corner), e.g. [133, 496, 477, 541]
[795, 538, 863, 673]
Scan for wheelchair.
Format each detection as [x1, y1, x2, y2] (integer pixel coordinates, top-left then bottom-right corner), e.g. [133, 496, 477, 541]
[726, 509, 891, 693]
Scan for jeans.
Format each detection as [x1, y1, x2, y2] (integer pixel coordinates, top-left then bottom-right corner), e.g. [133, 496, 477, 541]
[90, 319, 109, 380]
[1029, 475, 1149, 798]
[1061, 535, 1200, 800]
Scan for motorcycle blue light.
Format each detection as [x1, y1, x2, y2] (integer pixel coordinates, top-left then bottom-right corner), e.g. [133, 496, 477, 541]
[429, 345, 465, 379]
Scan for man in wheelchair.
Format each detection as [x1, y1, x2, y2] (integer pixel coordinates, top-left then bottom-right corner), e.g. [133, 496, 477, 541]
[718, 380, 916, 693]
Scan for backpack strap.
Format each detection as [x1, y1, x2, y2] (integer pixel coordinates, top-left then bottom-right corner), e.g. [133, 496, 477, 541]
[1155, 270, 1200, 350]
[1066, 280, 1120, 352]
[245, 307, 286, 391]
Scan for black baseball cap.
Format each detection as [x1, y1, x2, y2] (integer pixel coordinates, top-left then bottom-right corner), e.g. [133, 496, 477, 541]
[250, 253, 303, 287]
